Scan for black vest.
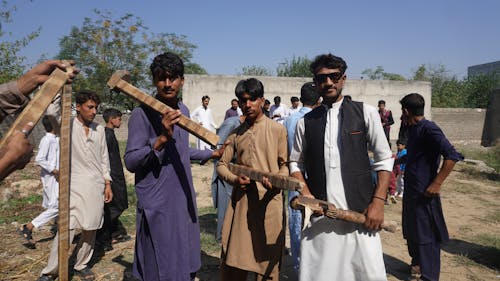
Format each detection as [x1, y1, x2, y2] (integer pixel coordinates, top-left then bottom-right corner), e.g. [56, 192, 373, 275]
[303, 99, 374, 212]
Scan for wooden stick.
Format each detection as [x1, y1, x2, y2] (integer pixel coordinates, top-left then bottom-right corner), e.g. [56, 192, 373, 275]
[57, 81, 72, 281]
[227, 163, 304, 191]
[107, 70, 219, 147]
[290, 196, 397, 232]
[0, 68, 69, 147]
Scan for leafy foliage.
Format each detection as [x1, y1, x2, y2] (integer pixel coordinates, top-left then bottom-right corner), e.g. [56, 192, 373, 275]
[276, 56, 313, 77]
[361, 66, 406, 81]
[0, 0, 40, 84]
[239, 65, 272, 76]
[57, 10, 205, 111]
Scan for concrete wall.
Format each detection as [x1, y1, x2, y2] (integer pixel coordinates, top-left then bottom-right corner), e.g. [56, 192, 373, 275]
[182, 75, 432, 141]
[431, 108, 486, 142]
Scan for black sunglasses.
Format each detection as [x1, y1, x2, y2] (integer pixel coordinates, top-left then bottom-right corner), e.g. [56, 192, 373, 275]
[314, 72, 343, 84]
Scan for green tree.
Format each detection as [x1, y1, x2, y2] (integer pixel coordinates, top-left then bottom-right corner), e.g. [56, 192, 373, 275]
[276, 56, 312, 77]
[362, 66, 406, 81]
[239, 65, 272, 76]
[0, 0, 40, 83]
[465, 73, 500, 108]
[57, 10, 205, 111]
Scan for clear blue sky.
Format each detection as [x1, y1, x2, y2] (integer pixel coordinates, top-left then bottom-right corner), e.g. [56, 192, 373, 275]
[5, 0, 500, 78]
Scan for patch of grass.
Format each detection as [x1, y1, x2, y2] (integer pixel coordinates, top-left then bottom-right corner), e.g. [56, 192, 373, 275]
[458, 145, 500, 173]
[483, 211, 500, 224]
[119, 184, 137, 234]
[0, 194, 43, 224]
[452, 182, 476, 194]
[19, 171, 35, 180]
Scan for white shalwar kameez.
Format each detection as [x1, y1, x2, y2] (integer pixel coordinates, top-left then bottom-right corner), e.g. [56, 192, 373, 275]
[191, 105, 217, 150]
[32, 132, 60, 228]
[289, 98, 393, 281]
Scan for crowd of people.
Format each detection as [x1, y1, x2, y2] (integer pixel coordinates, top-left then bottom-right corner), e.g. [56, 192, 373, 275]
[0, 52, 464, 281]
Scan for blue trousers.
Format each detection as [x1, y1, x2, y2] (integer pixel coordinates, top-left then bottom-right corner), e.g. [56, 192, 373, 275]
[288, 190, 302, 273]
[407, 238, 441, 281]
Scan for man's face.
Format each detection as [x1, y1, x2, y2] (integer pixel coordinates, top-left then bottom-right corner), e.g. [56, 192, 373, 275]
[155, 73, 184, 103]
[76, 99, 98, 125]
[231, 100, 239, 110]
[292, 100, 300, 108]
[264, 103, 270, 110]
[379, 104, 386, 111]
[315, 67, 346, 102]
[110, 116, 122, 129]
[202, 98, 210, 108]
[239, 93, 264, 120]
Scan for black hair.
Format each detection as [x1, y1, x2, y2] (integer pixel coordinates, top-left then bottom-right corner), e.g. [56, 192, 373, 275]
[202, 95, 210, 101]
[231, 98, 238, 103]
[378, 100, 386, 105]
[150, 52, 184, 83]
[103, 108, 122, 123]
[310, 53, 347, 76]
[273, 96, 281, 103]
[396, 139, 406, 146]
[400, 93, 425, 116]
[42, 115, 54, 132]
[290, 96, 299, 103]
[300, 82, 319, 106]
[235, 78, 264, 99]
[264, 99, 271, 105]
[75, 90, 101, 106]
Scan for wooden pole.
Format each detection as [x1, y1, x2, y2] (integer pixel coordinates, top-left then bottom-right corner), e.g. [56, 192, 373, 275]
[227, 163, 304, 191]
[107, 70, 220, 147]
[57, 82, 72, 281]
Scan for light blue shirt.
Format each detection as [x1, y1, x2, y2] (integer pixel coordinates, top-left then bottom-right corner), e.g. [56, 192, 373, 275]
[284, 106, 312, 154]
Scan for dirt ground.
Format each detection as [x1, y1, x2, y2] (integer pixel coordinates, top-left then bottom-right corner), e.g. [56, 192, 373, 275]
[0, 155, 499, 280]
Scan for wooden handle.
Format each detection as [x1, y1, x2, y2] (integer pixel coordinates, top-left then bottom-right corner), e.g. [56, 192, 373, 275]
[290, 196, 397, 233]
[228, 163, 303, 191]
[107, 70, 220, 147]
[0, 68, 69, 147]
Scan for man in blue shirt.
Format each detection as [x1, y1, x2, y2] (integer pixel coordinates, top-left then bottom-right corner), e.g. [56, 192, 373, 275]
[400, 93, 463, 281]
[283, 82, 320, 273]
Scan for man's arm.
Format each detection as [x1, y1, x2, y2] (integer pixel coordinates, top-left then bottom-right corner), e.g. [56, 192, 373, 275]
[0, 123, 34, 181]
[425, 159, 456, 197]
[364, 104, 394, 230]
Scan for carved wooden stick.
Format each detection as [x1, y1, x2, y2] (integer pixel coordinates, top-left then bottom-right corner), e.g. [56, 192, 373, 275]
[57, 80, 72, 281]
[290, 196, 397, 232]
[227, 163, 304, 191]
[0, 68, 70, 147]
[107, 70, 219, 147]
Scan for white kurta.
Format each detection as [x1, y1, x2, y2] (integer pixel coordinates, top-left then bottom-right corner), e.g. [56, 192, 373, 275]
[32, 132, 60, 228]
[270, 103, 289, 124]
[191, 105, 217, 150]
[290, 98, 393, 281]
[70, 118, 111, 230]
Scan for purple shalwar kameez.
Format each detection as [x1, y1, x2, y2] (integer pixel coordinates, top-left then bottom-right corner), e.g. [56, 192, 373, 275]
[124, 103, 212, 281]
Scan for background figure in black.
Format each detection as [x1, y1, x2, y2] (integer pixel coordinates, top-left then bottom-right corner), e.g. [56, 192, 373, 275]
[96, 108, 130, 251]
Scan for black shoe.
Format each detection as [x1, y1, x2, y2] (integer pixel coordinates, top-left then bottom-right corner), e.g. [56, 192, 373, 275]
[111, 234, 132, 244]
[18, 224, 36, 249]
[75, 267, 96, 280]
[36, 274, 55, 281]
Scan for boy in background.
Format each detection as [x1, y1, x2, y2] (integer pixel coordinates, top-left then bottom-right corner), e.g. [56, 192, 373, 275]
[19, 115, 60, 248]
[96, 108, 130, 252]
[395, 139, 407, 198]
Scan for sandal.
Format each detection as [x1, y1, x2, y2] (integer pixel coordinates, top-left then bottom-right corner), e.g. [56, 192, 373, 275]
[18, 224, 35, 248]
[36, 274, 55, 281]
[111, 234, 132, 244]
[75, 267, 96, 281]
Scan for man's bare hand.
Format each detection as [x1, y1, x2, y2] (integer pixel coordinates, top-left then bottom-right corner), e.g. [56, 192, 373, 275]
[17, 60, 79, 95]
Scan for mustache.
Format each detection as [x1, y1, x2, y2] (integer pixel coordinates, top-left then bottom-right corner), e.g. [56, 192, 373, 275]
[163, 86, 173, 92]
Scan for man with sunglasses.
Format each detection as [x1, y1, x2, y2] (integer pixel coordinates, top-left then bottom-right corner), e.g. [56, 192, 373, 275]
[289, 53, 393, 280]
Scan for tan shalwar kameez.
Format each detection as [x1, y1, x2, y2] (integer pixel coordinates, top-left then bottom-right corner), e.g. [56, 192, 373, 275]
[216, 115, 288, 279]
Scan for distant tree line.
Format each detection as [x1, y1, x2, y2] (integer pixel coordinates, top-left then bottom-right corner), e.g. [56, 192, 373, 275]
[1, 1, 497, 109]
